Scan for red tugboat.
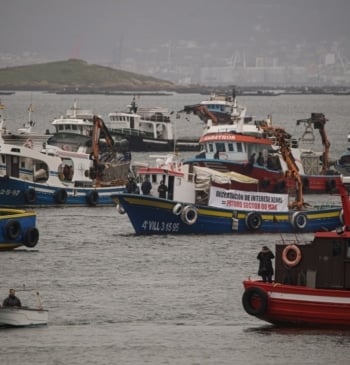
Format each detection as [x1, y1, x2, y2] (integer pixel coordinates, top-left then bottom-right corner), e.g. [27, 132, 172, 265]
[242, 175, 350, 328]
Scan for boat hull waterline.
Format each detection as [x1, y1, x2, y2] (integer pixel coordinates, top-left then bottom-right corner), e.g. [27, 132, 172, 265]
[0, 176, 125, 207]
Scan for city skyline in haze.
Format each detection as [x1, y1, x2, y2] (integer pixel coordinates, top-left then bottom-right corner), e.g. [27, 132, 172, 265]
[1, 0, 350, 85]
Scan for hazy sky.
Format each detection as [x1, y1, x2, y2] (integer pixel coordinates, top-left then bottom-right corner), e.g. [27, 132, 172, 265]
[1, 0, 349, 64]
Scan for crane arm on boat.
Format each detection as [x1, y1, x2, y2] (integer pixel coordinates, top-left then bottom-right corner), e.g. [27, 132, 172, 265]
[296, 113, 330, 174]
[91, 115, 116, 187]
[260, 124, 305, 210]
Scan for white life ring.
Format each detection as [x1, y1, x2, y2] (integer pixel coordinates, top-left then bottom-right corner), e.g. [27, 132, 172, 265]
[282, 244, 302, 267]
[172, 203, 183, 216]
[291, 211, 308, 230]
[117, 204, 125, 214]
[181, 205, 198, 225]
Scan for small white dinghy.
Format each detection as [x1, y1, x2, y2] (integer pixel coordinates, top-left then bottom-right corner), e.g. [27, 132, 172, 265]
[0, 290, 48, 327]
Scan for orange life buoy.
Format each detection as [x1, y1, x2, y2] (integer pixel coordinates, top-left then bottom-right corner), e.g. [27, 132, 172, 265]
[282, 244, 302, 267]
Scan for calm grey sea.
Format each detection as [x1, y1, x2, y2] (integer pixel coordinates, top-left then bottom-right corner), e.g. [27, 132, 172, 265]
[1, 92, 350, 365]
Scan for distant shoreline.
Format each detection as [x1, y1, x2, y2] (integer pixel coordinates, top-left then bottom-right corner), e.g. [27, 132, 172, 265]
[1, 86, 350, 96]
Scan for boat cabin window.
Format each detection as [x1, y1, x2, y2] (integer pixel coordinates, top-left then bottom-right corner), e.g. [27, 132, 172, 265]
[215, 142, 225, 153]
[236, 142, 243, 152]
[228, 143, 234, 152]
[34, 162, 49, 182]
[207, 104, 225, 112]
[208, 143, 214, 153]
[58, 159, 74, 181]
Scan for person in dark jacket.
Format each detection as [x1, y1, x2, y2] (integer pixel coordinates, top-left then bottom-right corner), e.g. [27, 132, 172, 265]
[257, 246, 275, 283]
[2, 288, 22, 307]
[157, 180, 168, 199]
[249, 153, 256, 166]
[125, 176, 138, 193]
[257, 152, 264, 166]
[141, 176, 152, 195]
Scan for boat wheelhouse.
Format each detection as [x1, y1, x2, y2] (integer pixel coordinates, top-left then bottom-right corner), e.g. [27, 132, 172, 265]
[185, 111, 341, 194]
[242, 175, 350, 329]
[46, 101, 96, 152]
[107, 97, 199, 152]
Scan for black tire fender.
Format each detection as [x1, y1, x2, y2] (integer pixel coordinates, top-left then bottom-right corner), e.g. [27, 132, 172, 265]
[86, 190, 99, 206]
[54, 189, 67, 204]
[245, 212, 262, 231]
[24, 227, 39, 248]
[242, 287, 268, 316]
[5, 220, 21, 240]
[181, 205, 198, 225]
[291, 211, 308, 230]
[172, 203, 183, 216]
[24, 188, 36, 204]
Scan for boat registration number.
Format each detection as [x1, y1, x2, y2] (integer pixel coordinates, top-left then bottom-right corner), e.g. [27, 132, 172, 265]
[141, 220, 180, 232]
[0, 189, 21, 197]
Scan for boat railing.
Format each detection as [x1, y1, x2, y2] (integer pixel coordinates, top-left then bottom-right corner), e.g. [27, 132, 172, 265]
[276, 238, 310, 246]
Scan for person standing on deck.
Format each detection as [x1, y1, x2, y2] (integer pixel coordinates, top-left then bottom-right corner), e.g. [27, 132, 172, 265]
[257, 246, 275, 283]
[141, 176, 152, 195]
[158, 180, 168, 199]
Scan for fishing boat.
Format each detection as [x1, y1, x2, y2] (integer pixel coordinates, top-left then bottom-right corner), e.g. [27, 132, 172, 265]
[0, 116, 131, 208]
[183, 89, 251, 125]
[46, 101, 96, 152]
[0, 102, 51, 149]
[107, 96, 199, 152]
[0, 208, 39, 249]
[0, 290, 48, 327]
[184, 102, 341, 194]
[114, 154, 342, 235]
[241, 175, 350, 329]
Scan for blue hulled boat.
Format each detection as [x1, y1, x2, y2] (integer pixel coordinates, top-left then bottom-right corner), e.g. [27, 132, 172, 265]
[0, 116, 131, 208]
[0, 208, 39, 249]
[114, 156, 342, 235]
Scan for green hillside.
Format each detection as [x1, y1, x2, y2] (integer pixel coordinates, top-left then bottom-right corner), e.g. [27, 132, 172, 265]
[0, 59, 174, 91]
